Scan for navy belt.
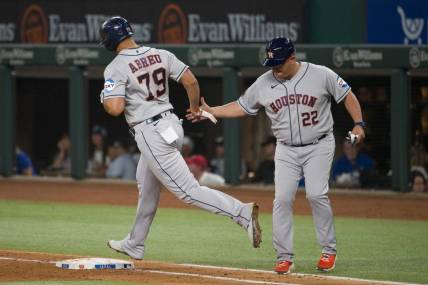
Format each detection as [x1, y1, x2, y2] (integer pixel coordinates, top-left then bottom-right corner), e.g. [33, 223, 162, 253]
[145, 110, 173, 124]
[281, 133, 328, 147]
[129, 110, 173, 137]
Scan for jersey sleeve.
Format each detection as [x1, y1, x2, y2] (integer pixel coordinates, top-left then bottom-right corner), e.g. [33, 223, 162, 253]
[237, 81, 261, 115]
[161, 49, 189, 82]
[325, 67, 351, 103]
[101, 64, 127, 101]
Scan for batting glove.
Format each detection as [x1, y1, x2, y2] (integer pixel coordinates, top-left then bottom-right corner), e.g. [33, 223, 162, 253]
[346, 131, 359, 145]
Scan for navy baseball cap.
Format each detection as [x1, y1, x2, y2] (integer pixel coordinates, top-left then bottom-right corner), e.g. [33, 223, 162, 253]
[263, 37, 296, 67]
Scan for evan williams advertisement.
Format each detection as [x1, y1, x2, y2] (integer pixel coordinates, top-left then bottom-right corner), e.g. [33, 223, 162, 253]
[0, 0, 307, 44]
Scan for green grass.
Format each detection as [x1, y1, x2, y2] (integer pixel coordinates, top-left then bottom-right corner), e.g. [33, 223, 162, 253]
[0, 200, 427, 284]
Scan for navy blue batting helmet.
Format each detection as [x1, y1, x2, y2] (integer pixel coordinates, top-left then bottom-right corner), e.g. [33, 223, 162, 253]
[99, 16, 134, 51]
[262, 37, 295, 67]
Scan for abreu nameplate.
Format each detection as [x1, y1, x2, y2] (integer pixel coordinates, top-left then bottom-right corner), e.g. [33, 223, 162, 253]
[55, 258, 134, 270]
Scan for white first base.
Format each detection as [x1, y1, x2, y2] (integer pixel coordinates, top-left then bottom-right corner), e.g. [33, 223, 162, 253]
[56, 258, 134, 270]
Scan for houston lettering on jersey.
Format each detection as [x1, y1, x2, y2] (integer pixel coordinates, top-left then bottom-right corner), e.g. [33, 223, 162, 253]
[128, 54, 162, 73]
[269, 94, 317, 113]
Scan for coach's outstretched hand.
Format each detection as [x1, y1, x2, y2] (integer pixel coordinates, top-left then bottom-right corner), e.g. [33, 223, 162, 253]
[199, 97, 211, 112]
[186, 97, 217, 124]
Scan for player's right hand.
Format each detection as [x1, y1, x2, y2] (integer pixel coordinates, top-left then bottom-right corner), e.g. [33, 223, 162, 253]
[186, 97, 215, 123]
[186, 107, 204, 122]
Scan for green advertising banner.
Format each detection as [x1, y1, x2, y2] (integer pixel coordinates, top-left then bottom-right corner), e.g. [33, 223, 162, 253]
[0, 44, 427, 69]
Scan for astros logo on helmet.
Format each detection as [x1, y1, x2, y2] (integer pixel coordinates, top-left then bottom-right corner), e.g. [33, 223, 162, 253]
[263, 37, 295, 67]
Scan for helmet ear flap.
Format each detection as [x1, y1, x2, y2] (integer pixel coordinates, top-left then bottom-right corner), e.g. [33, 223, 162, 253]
[99, 27, 114, 51]
[99, 29, 107, 44]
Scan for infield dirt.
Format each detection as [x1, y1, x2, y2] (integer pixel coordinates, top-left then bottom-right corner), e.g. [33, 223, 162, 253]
[1, 178, 426, 285]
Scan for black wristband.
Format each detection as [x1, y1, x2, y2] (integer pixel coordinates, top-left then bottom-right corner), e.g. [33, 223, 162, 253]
[354, 121, 366, 129]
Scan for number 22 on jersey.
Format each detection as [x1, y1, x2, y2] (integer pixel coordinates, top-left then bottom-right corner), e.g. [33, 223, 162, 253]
[301, 111, 319, 126]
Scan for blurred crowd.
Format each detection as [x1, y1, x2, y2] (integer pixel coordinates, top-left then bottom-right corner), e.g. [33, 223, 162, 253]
[17, 125, 137, 181]
[14, 125, 228, 185]
[12, 122, 428, 193]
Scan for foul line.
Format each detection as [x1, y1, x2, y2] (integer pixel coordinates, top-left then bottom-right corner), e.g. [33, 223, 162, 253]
[140, 269, 297, 285]
[180, 263, 421, 285]
[0, 256, 56, 264]
[0, 256, 297, 285]
[0, 256, 422, 285]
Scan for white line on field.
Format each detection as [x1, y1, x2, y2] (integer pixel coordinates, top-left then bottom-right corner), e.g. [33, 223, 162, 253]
[180, 263, 421, 285]
[0, 256, 298, 285]
[141, 269, 297, 285]
[0, 256, 56, 264]
[0, 256, 422, 285]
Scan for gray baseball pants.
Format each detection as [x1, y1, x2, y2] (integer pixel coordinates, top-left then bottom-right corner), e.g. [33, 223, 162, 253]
[120, 113, 253, 259]
[273, 133, 337, 261]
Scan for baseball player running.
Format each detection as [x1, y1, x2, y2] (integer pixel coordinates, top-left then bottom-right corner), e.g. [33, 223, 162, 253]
[98, 16, 262, 259]
[188, 37, 365, 274]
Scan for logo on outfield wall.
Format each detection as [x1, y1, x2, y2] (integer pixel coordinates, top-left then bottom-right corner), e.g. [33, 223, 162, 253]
[56, 45, 100, 65]
[397, 6, 424, 44]
[0, 48, 34, 65]
[332, 47, 383, 68]
[409, 47, 428, 68]
[187, 47, 234, 67]
[17, 4, 152, 43]
[158, 4, 187, 44]
[332, 47, 345, 67]
[157, 3, 301, 43]
[20, 4, 48, 43]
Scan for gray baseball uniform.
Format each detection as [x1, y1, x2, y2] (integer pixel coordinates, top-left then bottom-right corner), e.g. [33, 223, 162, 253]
[101, 46, 254, 259]
[239, 61, 350, 261]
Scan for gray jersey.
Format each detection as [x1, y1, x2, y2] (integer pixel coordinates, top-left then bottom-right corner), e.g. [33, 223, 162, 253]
[101, 46, 189, 126]
[238, 62, 351, 145]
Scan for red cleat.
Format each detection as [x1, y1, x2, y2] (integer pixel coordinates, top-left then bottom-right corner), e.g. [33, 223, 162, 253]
[316, 253, 336, 272]
[274, 260, 295, 274]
